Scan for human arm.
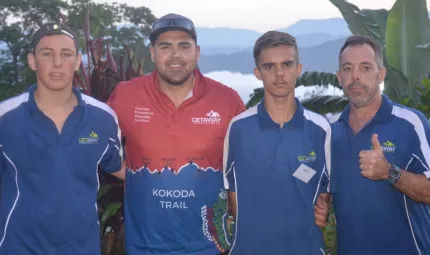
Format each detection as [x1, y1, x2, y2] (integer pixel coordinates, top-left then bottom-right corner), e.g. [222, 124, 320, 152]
[360, 129, 430, 204]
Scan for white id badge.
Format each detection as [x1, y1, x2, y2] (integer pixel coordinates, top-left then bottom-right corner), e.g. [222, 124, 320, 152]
[293, 163, 316, 183]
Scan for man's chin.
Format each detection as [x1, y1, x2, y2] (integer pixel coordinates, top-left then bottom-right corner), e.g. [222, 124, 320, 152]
[161, 73, 193, 86]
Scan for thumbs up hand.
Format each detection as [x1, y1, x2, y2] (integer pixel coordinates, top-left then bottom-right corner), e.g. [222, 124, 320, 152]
[358, 134, 391, 180]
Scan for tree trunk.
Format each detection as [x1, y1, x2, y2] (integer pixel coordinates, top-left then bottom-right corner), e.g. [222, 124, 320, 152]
[12, 54, 19, 85]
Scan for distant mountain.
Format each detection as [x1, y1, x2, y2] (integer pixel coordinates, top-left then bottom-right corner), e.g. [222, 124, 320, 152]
[200, 32, 347, 55]
[279, 18, 350, 36]
[201, 46, 251, 56]
[196, 27, 260, 48]
[198, 38, 346, 74]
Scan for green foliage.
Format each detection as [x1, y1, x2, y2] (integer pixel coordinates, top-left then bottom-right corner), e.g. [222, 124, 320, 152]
[301, 95, 348, 115]
[322, 204, 337, 255]
[402, 77, 430, 119]
[0, 0, 156, 104]
[246, 71, 346, 113]
[329, 0, 430, 104]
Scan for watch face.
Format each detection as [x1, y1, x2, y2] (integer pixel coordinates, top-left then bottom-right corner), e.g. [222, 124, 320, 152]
[389, 164, 401, 183]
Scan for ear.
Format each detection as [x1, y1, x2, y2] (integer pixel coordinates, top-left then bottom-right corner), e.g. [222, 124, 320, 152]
[336, 70, 342, 88]
[150, 46, 155, 63]
[28, 53, 37, 71]
[75, 53, 82, 71]
[254, 67, 262, 81]
[378, 66, 386, 84]
[296, 62, 303, 77]
[195, 44, 200, 62]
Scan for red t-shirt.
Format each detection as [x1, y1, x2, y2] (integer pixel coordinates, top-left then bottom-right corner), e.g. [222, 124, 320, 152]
[108, 69, 245, 254]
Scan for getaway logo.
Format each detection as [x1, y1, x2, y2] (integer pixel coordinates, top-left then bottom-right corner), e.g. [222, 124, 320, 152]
[297, 150, 317, 163]
[192, 110, 221, 124]
[372, 140, 396, 153]
[78, 131, 99, 144]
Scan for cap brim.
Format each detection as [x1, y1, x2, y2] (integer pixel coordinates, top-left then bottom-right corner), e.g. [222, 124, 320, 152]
[149, 26, 196, 43]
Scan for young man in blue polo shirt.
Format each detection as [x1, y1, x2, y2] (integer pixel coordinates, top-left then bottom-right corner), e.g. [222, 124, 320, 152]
[0, 23, 124, 255]
[322, 35, 430, 254]
[223, 31, 331, 254]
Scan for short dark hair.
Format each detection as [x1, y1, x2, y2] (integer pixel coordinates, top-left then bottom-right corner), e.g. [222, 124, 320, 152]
[339, 35, 383, 68]
[253, 31, 299, 66]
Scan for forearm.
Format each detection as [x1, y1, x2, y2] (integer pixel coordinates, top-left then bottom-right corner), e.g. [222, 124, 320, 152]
[228, 191, 237, 219]
[394, 170, 430, 204]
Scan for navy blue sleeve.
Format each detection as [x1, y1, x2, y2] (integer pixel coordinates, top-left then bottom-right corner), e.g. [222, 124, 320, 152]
[406, 111, 430, 177]
[0, 144, 4, 179]
[223, 122, 236, 192]
[329, 137, 336, 194]
[100, 115, 123, 173]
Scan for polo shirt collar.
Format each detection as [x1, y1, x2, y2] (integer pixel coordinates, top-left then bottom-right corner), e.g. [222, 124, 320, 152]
[257, 97, 304, 130]
[339, 94, 393, 123]
[28, 84, 86, 114]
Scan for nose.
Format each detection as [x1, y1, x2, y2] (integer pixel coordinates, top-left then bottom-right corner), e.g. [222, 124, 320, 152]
[351, 67, 360, 81]
[275, 65, 284, 78]
[52, 54, 62, 67]
[170, 46, 181, 58]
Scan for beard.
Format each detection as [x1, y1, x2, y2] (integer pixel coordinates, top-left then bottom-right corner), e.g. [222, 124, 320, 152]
[158, 70, 193, 86]
[345, 80, 378, 108]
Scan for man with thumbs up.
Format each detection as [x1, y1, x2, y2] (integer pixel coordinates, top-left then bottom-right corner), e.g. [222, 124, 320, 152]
[322, 35, 430, 255]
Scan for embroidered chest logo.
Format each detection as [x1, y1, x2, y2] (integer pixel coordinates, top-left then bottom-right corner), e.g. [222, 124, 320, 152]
[134, 107, 154, 123]
[78, 131, 99, 144]
[191, 110, 222, 125]
[372, 140, 396, 153]
[297, 150, 317, 163]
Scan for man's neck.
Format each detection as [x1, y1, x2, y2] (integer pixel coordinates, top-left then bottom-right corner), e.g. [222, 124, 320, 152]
[158, 74, 195, 108]
[349, 95, 382, 122]
[34, 85, 77, 113]
[349, 94, 382, 134]
[264, 93, 297, 128]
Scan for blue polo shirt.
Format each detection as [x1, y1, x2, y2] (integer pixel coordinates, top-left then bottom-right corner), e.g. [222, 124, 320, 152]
[0, 85, 122, 255]
[223, 99, 331, 255]
[331, 94, 430, 255]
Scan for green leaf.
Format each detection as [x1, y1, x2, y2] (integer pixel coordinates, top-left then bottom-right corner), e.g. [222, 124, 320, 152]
[297, 71, 341, 90]
[301, 95, 349, 114]
[246, 71, 341, 108]
[328, 0, 388, 45]
[97, 183, 120, 200]
[385, 0, 430, 102]
[101, 202, 122, 226]
[382, 65, 409, 102]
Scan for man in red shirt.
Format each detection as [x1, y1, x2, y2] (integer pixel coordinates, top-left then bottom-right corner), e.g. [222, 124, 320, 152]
[108, 13, 245, 255]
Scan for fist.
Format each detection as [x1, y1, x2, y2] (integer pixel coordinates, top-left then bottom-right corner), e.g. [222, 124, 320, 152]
[358, 134, 391, 180]
[314, 193, 329, 228]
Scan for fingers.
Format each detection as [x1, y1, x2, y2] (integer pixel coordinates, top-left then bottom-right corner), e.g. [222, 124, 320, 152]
[371, 134, 382, 152]
[314, 205, 328, 228]
[316, 195, 326, 209]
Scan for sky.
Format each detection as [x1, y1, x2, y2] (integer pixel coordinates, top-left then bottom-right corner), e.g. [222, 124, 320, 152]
[96, 0, 430, 32]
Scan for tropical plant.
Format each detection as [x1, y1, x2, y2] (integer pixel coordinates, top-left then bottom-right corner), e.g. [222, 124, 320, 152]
[71, 5, 152, 254]
[246, 0, 430, 115]
[246, 71, 345, 113]
[402, 76, 430, 119]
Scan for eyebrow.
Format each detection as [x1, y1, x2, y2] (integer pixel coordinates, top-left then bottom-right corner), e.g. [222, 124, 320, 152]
[157, 41, 192, 47]
[262, 60, 294, 66]
[342, 61, 374, 66]
[37, 47, 75, 52]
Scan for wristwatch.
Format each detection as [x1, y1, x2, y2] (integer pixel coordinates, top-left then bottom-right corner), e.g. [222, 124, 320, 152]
[384, 163, 402, 185]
